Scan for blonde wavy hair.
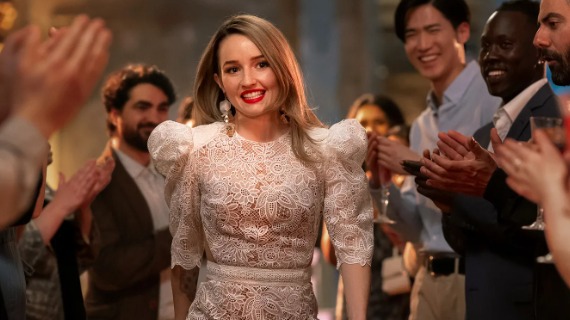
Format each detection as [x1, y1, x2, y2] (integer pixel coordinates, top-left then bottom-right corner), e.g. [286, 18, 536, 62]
[192, 14, 325, 162]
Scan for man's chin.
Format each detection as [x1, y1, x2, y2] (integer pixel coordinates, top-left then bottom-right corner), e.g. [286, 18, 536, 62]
[551, 68, 570, 86]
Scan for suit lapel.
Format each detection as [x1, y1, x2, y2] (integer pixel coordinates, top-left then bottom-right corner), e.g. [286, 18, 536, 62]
[105, 147, 154, 233]
[505, 84, 554, 141]
[474, 122, 493, 147]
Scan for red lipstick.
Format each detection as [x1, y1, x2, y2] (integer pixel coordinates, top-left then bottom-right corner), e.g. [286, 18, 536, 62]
[241, 89, 265, 104]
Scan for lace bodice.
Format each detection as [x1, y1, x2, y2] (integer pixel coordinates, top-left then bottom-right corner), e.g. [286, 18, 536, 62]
[149, 120, 373, 271]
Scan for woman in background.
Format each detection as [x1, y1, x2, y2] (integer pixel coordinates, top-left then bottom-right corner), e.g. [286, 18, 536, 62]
[322, 93, 411, 320]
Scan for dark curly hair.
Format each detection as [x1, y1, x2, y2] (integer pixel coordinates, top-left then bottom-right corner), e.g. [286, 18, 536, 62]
[102, 64, 176, 133]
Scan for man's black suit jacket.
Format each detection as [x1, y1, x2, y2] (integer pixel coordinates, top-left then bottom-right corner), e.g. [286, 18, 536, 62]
[443, 83, 570, 320]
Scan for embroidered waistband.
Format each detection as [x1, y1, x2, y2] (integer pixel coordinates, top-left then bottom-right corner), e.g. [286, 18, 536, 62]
[206, 261, 312, 285]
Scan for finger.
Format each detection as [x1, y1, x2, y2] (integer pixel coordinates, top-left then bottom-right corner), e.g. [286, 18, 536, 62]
[38, 27, 68, 57]
[468, 138, 495, 167]
[421, 162, 461, 185]
[495, 140, 524, 175]
[535, 129, 561, 155]
[366, 148, 376, 163]
[376, 136, 393, 147]
[436, 133, 467, 160]
[69, 161, 96, 189]
[16, 26, 42, 65]
[1, 25, 39, 57]
[421, 158, 450, 178]
[367, 138, 378, 154]
[422, 149, 431, 160]
[100, 157, 115, 174]
[81, 27, 112, 84]
[439, 131, 470, 156]
[447, 130, 470, 148]
[66, 18, 107, 72]
[43, 15, 90, 68]
[430, 152, 467, 172]
[378, 158, 402, 175]
[58, 172, 66, 187]
[490, 128, 503, 150]
[48, 26, 69, 38]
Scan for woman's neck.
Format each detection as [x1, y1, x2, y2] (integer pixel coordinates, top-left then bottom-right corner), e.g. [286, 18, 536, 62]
[233, 111, 289, 142]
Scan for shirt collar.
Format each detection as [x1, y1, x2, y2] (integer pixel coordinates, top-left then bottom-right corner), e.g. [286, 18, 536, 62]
[114, 148, 150, 179]
[426, 60, 481, 113]
[493, 78, 548, 126]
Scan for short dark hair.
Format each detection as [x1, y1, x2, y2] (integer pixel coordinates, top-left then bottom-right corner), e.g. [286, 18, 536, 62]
[102, 64, 176, 133]
[346, 93, 406, 127]
[394, 0, 471, 42]
[496, 0, 539, 26]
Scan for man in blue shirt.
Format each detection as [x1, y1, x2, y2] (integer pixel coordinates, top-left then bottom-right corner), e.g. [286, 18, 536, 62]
[367, 0, 500, 319]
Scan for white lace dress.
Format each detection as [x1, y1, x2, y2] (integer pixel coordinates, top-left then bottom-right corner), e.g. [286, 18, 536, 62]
[149, 120, 373, 320]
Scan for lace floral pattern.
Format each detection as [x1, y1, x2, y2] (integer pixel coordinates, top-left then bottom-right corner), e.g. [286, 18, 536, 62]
[149, 119, 373, 319]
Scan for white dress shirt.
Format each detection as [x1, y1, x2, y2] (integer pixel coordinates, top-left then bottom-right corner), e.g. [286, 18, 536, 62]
[488, 79, 548, 152]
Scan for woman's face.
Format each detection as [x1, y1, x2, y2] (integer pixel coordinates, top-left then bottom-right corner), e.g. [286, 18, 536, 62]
[355, 104, 389, 135]
[214, 34, 280, 121]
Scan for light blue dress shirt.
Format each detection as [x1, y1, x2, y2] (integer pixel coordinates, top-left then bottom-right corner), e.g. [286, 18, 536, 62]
[382, 61, 501, 253]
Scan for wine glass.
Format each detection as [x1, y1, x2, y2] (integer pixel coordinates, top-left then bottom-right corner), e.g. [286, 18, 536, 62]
[522, 117, 565, 231]
[373, 166, 395, 224]
[522, 116, 565, 264]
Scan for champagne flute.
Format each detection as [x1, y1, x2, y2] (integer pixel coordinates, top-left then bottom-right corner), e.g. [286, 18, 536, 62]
[535, 95, 570, 264]
[523, 116, 565, 264]
[522, 117, 565, 231]
[373, 166, 395, 224]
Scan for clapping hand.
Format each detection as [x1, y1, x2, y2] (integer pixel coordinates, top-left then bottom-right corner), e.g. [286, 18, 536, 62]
[419, 129, 501, 197]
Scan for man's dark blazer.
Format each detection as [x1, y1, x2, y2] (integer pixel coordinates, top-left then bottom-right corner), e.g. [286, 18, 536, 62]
[85, 145, 172, 320]
[443, 83, 569, 320]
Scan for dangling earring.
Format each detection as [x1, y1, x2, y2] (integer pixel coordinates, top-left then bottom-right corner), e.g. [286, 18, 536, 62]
[280, 107, 290, 124]
[219, 98, 234, 137]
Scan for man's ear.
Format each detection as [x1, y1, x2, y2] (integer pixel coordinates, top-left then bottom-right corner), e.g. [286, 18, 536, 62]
[214, 73, 224, 93]
[456, 22, 470, 45]
[109, 109, 120, 127]
[455, 22, 471, 44]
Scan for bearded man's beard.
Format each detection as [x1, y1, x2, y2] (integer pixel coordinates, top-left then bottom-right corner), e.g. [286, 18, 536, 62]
[540, 48, 570, 86]
[123, 123, 157, 152]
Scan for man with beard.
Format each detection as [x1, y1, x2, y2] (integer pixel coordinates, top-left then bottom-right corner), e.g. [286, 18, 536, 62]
[417, 1, 570, 318]
[85, 64, 176, 320]
[534, 0, 570, 85]
[416, 1, 570, 318]
[368, 0, 501, 318]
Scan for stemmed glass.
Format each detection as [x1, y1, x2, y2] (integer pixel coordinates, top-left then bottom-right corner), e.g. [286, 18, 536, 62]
[522, 117, 565, 231]
[522, 116, 565, 264]
[373, 166, 395, 224]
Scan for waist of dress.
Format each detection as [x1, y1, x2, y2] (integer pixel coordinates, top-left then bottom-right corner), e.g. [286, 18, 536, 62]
[206, 261, 312, 285]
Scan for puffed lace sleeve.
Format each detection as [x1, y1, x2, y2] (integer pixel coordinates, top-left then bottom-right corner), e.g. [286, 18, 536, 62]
[321, 119, 374, 269]
[149, 120, 204, 270]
